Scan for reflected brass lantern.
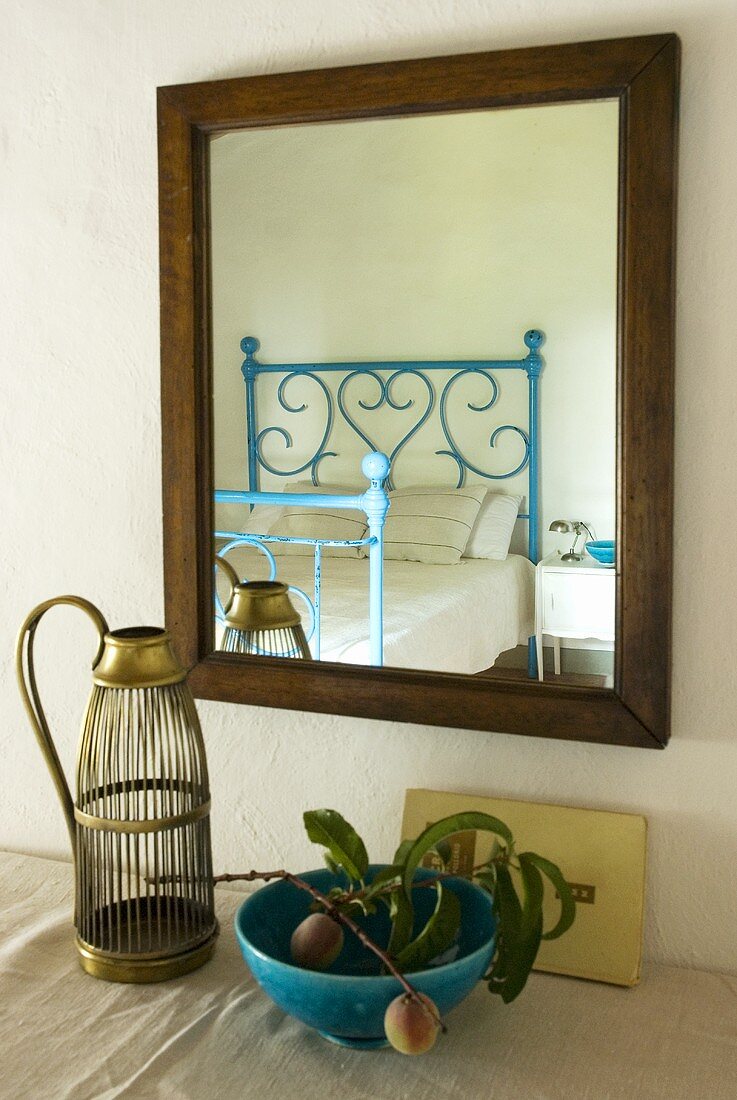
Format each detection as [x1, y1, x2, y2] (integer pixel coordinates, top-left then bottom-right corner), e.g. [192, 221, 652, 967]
[16, 596, 218, 982]
[217, 561, 311, 659]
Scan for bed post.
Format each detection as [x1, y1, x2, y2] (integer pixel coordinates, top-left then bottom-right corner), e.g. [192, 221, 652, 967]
[524, 329, 544, 678]
[361, 452, 391, 667]
[241, 336, 261, 506]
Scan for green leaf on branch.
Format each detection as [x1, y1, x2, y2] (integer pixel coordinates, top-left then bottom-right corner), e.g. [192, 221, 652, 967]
[390, 813, 515, 967]
[488, 855, 544, 1003]
[522, 852, 576, 940]
[392, 838, 414, 865]
[432, 839, 452, 869]
[487, 838, 502, 864]
[343, 897, 377, 918]
[303, 809, 368, 882]
[395, 882, 461, 973]
[474, 867, 498, 896]
[367, 864, 402, 889]
[398, 813, 514, 896]
[487, 863, 521, 987]
[323, 851, 340, 876]
[387, 884, 414, 959]
[362, 864, 401, 906]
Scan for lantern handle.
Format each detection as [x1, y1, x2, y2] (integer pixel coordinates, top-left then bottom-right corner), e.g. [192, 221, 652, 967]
[214, 555, 240, 614]
[15, 596, 109, 855]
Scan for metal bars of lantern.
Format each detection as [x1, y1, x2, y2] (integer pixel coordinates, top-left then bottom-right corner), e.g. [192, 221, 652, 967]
[74, 676, 215, 965]
[215, 563, 312, 659]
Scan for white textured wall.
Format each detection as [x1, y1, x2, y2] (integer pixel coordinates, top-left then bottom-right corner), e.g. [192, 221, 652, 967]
[2, 0, 736, 974]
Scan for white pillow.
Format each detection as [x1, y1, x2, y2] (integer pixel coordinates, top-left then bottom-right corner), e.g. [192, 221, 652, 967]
[383, 486, 486, 565]
[463, 491, 521, 560]
[214, 503, 286, 589]
[268, 481, 367, 558]
[215, 496, 285, 539]
[235, 503, 285, 537]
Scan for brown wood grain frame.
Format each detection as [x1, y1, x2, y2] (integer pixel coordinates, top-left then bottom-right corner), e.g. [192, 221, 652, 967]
[158, 34, 679, 749]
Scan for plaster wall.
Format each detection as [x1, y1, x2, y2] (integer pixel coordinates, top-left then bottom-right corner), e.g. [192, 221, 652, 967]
[2, 0, 736, 973]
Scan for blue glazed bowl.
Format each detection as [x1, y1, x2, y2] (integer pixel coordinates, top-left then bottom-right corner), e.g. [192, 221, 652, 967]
[585, 539, 615, 566]
[235, 865, 496, 1048]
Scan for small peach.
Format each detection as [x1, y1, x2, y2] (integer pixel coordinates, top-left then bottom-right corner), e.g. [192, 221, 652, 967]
[384, 992, 440, 1055]
[289, 912, 344, 971]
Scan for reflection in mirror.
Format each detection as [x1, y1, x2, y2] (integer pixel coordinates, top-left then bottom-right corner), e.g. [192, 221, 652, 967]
[210, 101, 618, 687]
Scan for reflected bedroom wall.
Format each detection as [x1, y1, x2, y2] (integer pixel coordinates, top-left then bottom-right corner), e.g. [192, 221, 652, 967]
[210, 101, 618, 559]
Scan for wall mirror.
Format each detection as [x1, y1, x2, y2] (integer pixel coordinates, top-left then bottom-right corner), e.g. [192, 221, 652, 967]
[158, 34, 678, 748]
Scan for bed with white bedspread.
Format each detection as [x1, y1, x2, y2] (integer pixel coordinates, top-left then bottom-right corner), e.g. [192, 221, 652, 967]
[216, 549, 534, 672]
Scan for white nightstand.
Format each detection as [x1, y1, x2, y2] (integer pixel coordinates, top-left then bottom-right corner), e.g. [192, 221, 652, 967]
[535, 552, 615, 682]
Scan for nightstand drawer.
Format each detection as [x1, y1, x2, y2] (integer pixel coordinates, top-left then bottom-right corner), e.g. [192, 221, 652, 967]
[542, 570, 615, 637]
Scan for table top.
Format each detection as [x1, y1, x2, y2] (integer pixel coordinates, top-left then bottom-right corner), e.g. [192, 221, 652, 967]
[538, 551, 615, 574]
[1, 849, 736, 1100]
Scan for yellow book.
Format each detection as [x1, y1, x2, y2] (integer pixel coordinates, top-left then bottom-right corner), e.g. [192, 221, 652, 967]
[401, 788, 647, 987]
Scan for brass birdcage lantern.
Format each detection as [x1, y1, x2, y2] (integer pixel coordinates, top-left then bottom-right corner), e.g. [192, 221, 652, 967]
[16, 596, 218, 982]
[216, 560, 311, 659]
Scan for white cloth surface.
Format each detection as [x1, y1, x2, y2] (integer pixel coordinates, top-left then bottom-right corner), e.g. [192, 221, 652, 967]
[218, 552, 535, 672]
[2, 850, 736, 1100]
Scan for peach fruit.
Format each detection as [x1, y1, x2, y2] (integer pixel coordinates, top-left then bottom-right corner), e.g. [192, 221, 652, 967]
[289, 912, 344, 971]
[384, 992, 440, 1055]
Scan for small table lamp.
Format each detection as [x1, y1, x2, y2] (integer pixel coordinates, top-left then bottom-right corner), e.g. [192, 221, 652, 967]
[548, 519, 595, 562]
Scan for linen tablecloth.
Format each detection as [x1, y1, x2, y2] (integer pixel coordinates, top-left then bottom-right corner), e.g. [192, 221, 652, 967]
[1, 850, 735, 1099]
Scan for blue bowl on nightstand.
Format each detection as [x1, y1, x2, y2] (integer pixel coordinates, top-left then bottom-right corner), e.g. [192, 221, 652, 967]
[234, 865, 496, 1049]
[585, 540, 615, 566]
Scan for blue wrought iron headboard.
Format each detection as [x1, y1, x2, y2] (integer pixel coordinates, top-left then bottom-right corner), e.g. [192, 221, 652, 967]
[237, 329, 544, 564]
[215, 329, 544, 672]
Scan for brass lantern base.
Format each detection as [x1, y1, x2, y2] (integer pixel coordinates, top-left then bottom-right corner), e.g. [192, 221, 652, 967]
[76, 926, 218, 983]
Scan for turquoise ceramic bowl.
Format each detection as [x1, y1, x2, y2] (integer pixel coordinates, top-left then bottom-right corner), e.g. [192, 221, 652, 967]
[235, 865, 496, 1048]
[585, 539, 615, 566]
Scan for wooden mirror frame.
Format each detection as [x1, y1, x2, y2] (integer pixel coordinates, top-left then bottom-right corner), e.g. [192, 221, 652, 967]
[158, 33, 678, 749]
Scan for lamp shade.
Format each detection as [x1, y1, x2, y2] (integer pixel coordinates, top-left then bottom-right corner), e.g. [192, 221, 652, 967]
[549, 519, 573, 534]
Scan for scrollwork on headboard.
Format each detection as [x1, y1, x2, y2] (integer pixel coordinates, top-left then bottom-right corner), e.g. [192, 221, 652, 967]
[252, 367, 338, 485]
[238, 329, 544, 561]
[336, 368, 435, 487]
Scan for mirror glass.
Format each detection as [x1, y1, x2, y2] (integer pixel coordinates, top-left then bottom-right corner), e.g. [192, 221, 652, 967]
[210, 100, 618, 686]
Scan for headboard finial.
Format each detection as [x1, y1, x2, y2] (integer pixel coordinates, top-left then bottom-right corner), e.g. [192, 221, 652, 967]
[240, 335, 260, 357]
[524, 329, 544, 350]
[523, 329, 544, 381]
[362, 451, 390, 484]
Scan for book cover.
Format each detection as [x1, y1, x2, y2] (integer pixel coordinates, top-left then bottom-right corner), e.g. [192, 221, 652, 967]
[401, 788, 647, 987]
